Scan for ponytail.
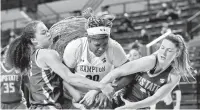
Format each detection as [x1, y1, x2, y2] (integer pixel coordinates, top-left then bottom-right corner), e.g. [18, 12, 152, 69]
[6, 20, 41, 73]
[165, 34, 195, 82]
[6, 36, 33, 73]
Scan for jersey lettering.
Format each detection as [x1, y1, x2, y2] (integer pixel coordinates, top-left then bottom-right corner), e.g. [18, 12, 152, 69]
[3, 82, 15, 93]
[1, 75, 19, 82]
[86, 75, 100, 81]
[134, 74, 160, 92]
[80, 65, 105, 73]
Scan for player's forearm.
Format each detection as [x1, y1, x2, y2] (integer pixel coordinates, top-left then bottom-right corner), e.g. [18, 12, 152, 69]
[175, 90, 181, 108]
[53, 65, 105, 90]
[113, 75, 133, 91]
[126, 95, 160, 109]
[63, 82, 82, 102]
[100, 59, 146, 84]
[175, 102, 181, 107]
[100, 68, 122, 84]
[65, 76, 105, 91]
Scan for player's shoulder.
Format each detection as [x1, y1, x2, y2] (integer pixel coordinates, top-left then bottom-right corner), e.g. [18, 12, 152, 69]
[39, 49, 57, 55]
[38, 49, 59, 60]
[109, 38, 120, 45]
[168, 67, 181, 82]
[148, 54, 157, 61]
[108, 38, 123, 50]
[170, 68, 181, 76]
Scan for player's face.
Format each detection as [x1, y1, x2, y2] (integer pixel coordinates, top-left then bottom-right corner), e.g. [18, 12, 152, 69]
[157, 39, 178, 64]
[88, 35, 109, 57]
[128, 49, 140, 61]
[34, 22, 51, 48]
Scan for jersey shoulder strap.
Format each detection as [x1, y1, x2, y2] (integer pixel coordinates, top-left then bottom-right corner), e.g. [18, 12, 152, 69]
[0, 62, 14, 73]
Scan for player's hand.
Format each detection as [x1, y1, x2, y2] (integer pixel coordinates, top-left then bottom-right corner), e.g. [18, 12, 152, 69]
[79, 90, 99, 106]
[94, 93, 109, 108]
[72, 99, 86, 110]
[101, 83, 115, 100]
[73, 102, 86, 110]
[113, 89, 125, 98]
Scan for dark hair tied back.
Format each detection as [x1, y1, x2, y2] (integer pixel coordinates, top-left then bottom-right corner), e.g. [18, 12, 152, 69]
[20, 32, 33, 45]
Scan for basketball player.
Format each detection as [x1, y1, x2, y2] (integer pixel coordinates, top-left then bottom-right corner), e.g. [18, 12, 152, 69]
[5, 21, 114, 109]
[98, 34, 193, 109]
[127, 49, 141, 61]
[62, 15, 128, 108]
[1, 59, 27, 109]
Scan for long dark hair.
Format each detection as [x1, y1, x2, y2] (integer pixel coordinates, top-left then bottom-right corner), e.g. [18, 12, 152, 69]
[6, 21, 41, 72]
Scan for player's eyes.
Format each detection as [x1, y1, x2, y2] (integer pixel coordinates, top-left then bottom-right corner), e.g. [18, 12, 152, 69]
[168, 50, 174, 52]
[41, 30, 47, 35]
[95, 44, 100, 47]
[160, 46, 165, 49]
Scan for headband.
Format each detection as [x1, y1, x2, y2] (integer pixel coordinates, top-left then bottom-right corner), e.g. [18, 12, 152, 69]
[87, 26, 111, 35]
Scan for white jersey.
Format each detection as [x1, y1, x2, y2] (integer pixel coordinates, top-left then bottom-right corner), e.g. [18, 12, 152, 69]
[63, 37, 127, 93]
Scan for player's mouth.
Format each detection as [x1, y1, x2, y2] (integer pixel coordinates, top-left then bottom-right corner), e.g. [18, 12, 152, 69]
[160, 55, 166, 60]
[96, 51, 103, 57]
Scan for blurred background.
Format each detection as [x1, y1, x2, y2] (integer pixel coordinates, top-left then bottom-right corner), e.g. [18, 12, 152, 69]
[1, 0, 200, 109]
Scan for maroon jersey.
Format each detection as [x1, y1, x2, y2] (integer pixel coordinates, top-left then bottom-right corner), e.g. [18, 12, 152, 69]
[1, 64, 23, 103]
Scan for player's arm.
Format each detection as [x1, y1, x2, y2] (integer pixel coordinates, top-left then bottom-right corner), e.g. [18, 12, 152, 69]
[118, 72, 181, 109]
[63, 81, 82, 102]
[112, 74, 134, 91]
[100, 55, 156, 84]
[174, 88, 181, 109]
[40, 49, 106, 91]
